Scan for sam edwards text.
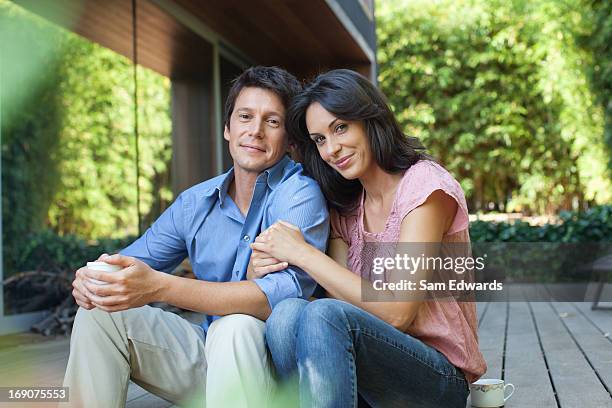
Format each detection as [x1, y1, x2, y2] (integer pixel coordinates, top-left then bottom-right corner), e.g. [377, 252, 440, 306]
[372, 279, 503, 291]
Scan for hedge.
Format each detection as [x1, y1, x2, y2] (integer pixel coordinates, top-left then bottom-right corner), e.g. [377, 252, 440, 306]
[470, 205, 612, 242]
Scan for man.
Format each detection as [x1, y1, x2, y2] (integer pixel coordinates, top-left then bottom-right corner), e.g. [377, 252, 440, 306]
[62, 66, 329, 408]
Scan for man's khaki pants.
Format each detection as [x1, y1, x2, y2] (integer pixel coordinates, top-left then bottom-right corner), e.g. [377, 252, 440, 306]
[61, 305, 275, 408]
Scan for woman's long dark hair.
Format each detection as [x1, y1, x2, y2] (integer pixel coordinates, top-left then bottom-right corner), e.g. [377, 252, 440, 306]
[287, 69, 429, 214]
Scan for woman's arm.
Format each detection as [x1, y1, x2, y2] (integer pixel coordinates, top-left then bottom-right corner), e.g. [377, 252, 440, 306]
[323, 238, 349, 298]
[252, 190, 457, 331]
[328, 238, 348, 267]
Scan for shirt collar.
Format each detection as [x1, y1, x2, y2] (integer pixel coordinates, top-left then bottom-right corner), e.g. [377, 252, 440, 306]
[261, 155, 290, 189]
[211, 155, 290, 205]
[205, 168, 234, 205]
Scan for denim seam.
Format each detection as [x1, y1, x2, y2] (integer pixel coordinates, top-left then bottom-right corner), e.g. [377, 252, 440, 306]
[318, 311, 352, 335]
[357, 327, 467, 383]
[348, 346, 357, 408]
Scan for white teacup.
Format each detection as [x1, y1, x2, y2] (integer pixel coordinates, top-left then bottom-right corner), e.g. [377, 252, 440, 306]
[470, 379, 515, 407]
[86, 261, 122, 285]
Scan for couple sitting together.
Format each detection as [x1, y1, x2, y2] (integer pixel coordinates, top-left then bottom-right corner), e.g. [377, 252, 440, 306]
[63, 66, 486, 408]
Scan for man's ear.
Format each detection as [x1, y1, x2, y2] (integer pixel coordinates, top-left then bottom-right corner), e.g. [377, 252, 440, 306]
[288, 141, 302, 162]
[223, 125, 230, 142]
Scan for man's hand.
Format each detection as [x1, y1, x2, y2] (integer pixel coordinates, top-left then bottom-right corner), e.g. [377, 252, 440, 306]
[250, 221, 309, 266]
[72, 253, 109, 310]
[82, 254, 164, 312]
[247, 249, 287, 280]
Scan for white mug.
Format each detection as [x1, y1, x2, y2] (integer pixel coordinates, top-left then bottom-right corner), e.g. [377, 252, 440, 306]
[86, 261, 122, 285]
[470, 379, 515, 407]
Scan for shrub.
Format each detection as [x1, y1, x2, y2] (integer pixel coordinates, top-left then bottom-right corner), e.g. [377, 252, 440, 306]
[470, 205, 612, 242]
[12, 229, 135, 274]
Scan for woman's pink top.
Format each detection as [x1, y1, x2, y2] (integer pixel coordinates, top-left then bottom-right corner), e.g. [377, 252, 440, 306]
[330, 160, 487, 383]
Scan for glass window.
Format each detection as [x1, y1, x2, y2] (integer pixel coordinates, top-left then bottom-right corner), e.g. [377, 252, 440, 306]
[0, 0, 172, 316]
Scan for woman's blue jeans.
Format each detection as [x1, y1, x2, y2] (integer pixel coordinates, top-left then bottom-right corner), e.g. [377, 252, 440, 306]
[266, 298, 469, 408]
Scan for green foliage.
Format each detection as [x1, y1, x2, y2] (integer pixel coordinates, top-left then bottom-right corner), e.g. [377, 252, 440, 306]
[469, 205, 612, 282]
[46, 37, 173, 238]
[377, 0, 611, 214]
[1, 1, 172, 277]
[577, 0, 612, 172]
[470, 205, 612, 242]
[13, 229, 135, 274]
[1, 2, 65, 275]
[11, 204, 609, 277]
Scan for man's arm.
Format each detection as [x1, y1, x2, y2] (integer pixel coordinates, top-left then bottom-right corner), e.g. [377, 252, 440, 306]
[81, 188, 272, 318]
[83, 178, 328, 320]
[83, 253, 272, 319]
[159, 276, 272, 320]
[251, 180, 329, 311]
[161, 179, 329, 319]
[120, 194, 187, 272]
[120, 190, 273, 318]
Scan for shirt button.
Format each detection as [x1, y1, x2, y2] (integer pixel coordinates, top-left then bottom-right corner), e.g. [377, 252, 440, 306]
[243, 235, 250, 242]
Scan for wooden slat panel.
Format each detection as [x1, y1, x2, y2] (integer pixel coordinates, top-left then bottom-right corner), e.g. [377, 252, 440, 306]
[13, 0, 214, 79]
[136, 0, 213, 79]
[173, 0, 370, 76]
[531, 302, 612, 407]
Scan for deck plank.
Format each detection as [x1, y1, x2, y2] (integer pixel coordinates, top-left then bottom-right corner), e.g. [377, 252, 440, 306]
[127, 382, 151, 402]
[502, 301, 558, 407]
[0, 337, 69, 378]
[550, 302, 612, 395]
[477, 301, 506, 379]
[530, 302, 612, 407]
[127, 392, 173, 408]
[3, 305, 610, 407]
[0, 337, 69, 387]
[573, 301, 612, 336]
[476, 302, 487, 322]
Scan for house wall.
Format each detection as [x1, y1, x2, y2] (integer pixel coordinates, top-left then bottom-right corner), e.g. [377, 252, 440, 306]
[0, 0, 377, 333]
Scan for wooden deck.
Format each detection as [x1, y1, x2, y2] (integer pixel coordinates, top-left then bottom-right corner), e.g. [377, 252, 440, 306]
[1, 302, 611, 408]
[474, 301, 612, 407]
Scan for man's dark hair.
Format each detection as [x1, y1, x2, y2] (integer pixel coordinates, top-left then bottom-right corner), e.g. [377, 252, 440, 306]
[224, 66, 302, 129]
[287, 69, 430, 214]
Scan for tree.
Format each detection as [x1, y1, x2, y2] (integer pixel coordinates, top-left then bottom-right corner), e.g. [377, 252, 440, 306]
[577, 0, 612, 173]
[377, 0, 611, 213]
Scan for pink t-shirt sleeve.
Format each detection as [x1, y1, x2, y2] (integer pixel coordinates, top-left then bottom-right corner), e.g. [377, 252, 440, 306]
[330, 208, 350, 242]
[396, 161, 470, 235]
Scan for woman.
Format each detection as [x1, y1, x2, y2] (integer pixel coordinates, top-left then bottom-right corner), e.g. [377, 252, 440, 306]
[249, 69, 486, 407]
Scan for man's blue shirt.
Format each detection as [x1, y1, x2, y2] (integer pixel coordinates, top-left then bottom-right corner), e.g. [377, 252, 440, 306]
[121, 156, 329, 332]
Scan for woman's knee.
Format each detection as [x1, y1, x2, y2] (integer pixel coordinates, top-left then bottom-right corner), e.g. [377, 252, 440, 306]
[298, 298, 349, 332]
[265, 298, 308, 349]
